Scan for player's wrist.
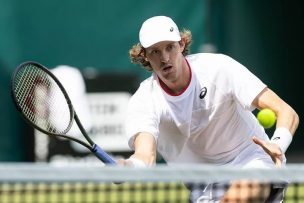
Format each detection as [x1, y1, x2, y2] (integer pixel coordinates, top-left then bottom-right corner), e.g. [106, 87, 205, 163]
[270, 127, 293, 154]
[127, 157, 147, 168]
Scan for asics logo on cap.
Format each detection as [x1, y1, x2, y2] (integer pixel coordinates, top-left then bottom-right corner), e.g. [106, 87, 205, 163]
[139, 16, 181, 48]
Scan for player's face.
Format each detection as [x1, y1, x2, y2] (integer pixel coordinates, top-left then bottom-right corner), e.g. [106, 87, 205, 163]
[145, 41, 185, 84]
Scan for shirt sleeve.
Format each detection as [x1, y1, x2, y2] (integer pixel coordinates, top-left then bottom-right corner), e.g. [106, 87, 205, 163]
[125, 82, 159, 150]
[220, 54, 267, 110]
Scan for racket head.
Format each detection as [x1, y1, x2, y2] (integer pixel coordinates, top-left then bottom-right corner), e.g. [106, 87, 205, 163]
[11, 61, 74, 136]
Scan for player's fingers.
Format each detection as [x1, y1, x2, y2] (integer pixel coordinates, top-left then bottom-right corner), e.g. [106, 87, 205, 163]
[116, 159, 125, 166]
[253, 136, 274, 156]
[252, 136, 267, 147]
[253, 136, 283, 166]
[116, 159, 133, 167]
[274, 156, 282, 167]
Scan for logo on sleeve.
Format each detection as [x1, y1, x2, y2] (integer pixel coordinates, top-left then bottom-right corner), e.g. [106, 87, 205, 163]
[272, 137, 280, 141]
[199, 87, 207, 99]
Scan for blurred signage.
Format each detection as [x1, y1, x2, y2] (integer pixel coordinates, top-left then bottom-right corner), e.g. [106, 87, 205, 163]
[86, 92, 131, 151]
[34, 92, 131, 163]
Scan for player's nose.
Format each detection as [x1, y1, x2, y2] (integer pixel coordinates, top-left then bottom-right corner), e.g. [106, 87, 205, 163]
[160, 51, 169, 63]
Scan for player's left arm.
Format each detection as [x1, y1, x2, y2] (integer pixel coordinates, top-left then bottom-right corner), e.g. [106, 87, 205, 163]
[252, 87, 299, 165]
[253, 87, 299, 134]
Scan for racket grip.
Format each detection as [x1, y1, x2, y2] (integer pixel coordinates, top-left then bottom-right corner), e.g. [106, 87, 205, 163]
[92, 144, 116, 164]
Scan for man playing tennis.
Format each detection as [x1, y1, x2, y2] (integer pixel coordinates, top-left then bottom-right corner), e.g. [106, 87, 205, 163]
[121, 16, 299, 202]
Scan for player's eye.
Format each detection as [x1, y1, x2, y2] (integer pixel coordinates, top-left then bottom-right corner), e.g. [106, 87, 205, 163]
[167, 44, 175, 51]
[151, 50, 160, 55]
[146, 49, 160, 58]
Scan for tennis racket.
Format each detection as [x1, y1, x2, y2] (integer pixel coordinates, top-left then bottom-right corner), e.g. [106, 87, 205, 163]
[11, 61, 116, 164]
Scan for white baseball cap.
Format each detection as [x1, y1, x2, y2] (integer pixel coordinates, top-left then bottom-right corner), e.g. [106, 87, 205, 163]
[139, 16, 181, 48]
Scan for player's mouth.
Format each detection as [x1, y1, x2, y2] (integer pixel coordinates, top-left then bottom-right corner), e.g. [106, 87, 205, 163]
[162, 65, 173, 73]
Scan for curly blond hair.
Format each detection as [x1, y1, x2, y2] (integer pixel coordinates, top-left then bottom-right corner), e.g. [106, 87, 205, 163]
[129, 29, 192, 71]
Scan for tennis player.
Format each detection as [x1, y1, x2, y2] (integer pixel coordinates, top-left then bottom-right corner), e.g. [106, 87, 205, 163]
[121, 16, 299, 202]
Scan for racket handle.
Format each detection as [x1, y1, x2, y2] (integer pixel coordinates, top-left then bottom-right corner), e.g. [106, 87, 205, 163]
[92, 144, 116, 164]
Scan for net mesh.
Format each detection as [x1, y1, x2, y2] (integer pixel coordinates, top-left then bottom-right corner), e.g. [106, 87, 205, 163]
[0, 163, 303, 203]
[13, 63, 72, 134]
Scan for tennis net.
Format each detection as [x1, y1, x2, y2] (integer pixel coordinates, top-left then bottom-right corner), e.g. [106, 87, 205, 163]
[0, 163, 303, 203]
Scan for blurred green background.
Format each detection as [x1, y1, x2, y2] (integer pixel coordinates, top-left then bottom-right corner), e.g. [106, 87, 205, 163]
[0, 0, 303, 162]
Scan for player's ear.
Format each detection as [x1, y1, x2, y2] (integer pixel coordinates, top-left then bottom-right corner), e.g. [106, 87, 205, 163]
[179, 39, 186, 52]
[138, 48, 146, 61]
[141, 49, 148, 61]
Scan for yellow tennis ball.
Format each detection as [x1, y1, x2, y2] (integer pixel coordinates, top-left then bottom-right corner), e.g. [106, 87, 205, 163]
[257, 109, 276, 129]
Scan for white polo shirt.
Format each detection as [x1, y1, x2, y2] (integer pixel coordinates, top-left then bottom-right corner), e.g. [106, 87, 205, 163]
[126, 53, 275, 167]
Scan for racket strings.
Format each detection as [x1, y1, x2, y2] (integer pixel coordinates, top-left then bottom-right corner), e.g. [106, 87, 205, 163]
[14, 64, 72, 134]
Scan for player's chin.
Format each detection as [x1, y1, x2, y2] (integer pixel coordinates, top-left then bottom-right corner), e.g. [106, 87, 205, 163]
[162, 71, 177, 81]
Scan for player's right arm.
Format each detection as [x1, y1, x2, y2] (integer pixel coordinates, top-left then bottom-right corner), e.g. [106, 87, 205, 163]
[131, 132, 157, 166]
[118, 132, 157, 167]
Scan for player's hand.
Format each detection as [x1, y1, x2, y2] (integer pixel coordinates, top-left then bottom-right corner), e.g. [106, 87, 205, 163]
[117, 157, 148, 168]
[252, 136, 283, 167]
[116, 159, 136, 167]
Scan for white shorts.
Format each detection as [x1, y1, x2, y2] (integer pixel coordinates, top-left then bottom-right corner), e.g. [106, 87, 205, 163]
[187, 182, 287, 203]
[188, 147, 287, 203]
